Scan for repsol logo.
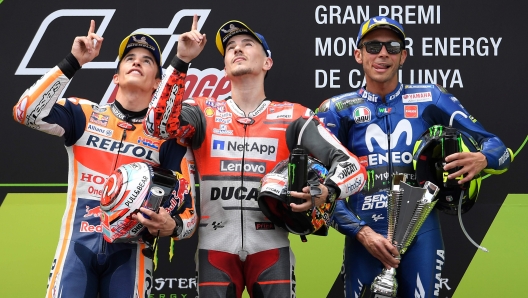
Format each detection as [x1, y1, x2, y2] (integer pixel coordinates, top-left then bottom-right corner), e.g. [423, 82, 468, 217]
[211, 135, 278, 161]
[86, 135, 156, 161]
[220, 160, 267, 174]
[337, 162, 358, 180]
[210, 187, 259, 201]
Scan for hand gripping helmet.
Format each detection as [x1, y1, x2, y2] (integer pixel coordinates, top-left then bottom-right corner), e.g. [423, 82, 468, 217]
[412, 125, 482, 215]
[257, 157, 336, 236]
[99, 162, 190, 243]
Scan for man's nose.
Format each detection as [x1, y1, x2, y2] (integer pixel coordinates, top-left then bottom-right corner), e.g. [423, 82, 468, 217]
[234, 43, 243, 53]
[378, 44, 390, 56]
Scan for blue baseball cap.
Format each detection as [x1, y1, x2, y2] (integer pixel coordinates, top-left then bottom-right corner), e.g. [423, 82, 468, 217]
[216, 20, 271, 58]
[356, 16, 406, 47]
[118, 33, 162, 76]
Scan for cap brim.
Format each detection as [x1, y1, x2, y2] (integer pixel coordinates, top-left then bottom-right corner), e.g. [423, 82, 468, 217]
[118, 33, 162, 74]
[357, 22, 406, 47]
[216, 20, 263, 56]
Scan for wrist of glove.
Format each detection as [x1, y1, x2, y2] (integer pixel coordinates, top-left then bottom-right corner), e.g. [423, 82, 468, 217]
[325, 185, 338, 204]
[170, 215, 183, 237]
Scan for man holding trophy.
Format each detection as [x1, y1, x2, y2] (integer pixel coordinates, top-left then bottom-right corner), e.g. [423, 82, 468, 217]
[316, 16, 512, 297]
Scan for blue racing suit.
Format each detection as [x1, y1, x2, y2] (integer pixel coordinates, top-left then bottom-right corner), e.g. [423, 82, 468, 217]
[316, 83, 511, 298]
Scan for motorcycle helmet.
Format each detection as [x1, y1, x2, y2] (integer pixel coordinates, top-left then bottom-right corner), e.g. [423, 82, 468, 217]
[258, 157, 335, 236]
[100, 162, 190, 243]
[412, 125, 482, 215]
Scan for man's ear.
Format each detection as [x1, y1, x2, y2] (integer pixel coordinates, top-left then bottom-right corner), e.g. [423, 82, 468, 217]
[263, 57, 273, 71]
[112, 73, 119, 84]
[399, 49, 408, 66]
[153, 78, 161, 91]
[354, 49, 363, 65]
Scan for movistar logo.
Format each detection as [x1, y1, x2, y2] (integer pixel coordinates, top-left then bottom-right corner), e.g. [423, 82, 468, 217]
[365, 120, 413, 152]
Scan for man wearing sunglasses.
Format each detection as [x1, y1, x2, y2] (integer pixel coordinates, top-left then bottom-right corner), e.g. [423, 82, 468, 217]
[316, 16, 511, 297]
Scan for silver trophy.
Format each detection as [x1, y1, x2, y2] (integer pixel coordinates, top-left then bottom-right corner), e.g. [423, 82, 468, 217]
[367, 174, 440, 297]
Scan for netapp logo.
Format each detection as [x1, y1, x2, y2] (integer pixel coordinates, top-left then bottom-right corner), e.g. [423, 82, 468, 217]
[220, 160, 267, 174]
[211, 135, 278, 161]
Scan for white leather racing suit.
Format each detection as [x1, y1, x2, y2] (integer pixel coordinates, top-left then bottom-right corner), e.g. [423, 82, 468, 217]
[142, 56, 367, 298]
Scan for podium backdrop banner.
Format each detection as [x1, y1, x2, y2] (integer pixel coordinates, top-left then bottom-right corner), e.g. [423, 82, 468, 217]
[1, 1, 527, 297]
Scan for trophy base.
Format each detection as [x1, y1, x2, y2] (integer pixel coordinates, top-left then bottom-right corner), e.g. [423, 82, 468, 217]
[360, 284, 398, 298]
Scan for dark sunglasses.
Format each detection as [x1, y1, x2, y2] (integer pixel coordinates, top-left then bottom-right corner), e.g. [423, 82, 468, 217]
[359, 41, 403, 54]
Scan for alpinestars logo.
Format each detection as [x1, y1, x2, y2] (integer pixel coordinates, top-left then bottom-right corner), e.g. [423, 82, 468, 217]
[16, 9, 231, 104]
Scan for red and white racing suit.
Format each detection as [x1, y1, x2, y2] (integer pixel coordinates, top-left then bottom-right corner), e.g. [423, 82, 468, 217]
[143, 57, 367, 298]
[13, 54, 197, 298]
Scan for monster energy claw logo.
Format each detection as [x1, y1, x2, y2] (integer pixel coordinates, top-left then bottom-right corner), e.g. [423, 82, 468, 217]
[366, 170, 375, 191]
[288, 163, 296, 185]
[429, 125, 444, 137]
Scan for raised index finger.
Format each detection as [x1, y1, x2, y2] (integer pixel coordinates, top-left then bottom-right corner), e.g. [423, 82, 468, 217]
[191, 14, 198, 31]
[88, 19, 96, 35]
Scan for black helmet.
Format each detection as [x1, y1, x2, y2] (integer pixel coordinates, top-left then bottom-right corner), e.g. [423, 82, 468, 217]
[412, 125, 482, 215]
[258, 157, 335, 236]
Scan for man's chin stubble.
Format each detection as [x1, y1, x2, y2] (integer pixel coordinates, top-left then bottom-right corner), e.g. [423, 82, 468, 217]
[231, 68, 252, 77]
